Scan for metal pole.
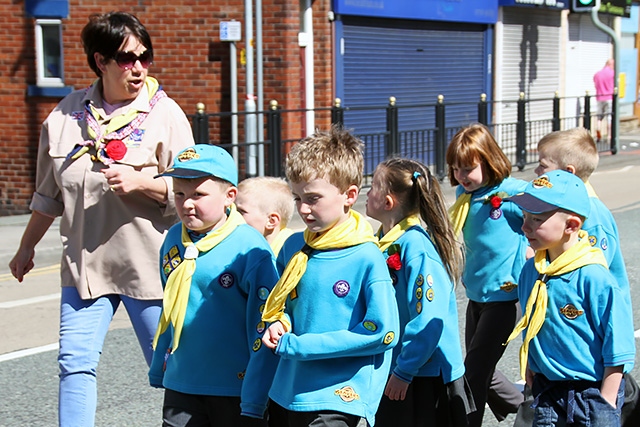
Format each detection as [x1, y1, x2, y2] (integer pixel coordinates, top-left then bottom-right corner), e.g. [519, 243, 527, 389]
[256, 0, 265, 175]
[301, 0, 315, 136]
[591, 0, 619, 154]
[230, 41, 239, 164]
[245, 0, 257, 176]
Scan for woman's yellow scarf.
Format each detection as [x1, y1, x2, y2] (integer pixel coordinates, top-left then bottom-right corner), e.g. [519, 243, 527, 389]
[505, 230, 607, 380]
[152, 204, 245, 351]
[262, 210, 376, 331]
[376, 214, 421, 252]
[448, 192, 471, 237]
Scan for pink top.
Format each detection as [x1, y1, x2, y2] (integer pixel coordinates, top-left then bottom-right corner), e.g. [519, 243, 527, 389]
[593, 66, 614, 101]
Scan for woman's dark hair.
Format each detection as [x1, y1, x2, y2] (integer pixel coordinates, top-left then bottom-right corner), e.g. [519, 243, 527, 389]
[81, 11, 153, 77]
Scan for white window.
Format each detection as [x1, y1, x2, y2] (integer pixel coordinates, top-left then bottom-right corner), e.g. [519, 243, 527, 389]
[35, 19, 64, 87]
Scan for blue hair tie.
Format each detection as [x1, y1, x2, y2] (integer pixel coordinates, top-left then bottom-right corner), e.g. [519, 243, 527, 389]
[412, 171, 422, 182]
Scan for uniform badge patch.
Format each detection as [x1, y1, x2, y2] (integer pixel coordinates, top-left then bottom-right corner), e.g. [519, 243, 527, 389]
[500, 281, 517, 292]
[257, 287, 269, 300]
[416, 274, 424, 287]
[426, 274, 433, 287]
[333, 280, 350, 297]
[71, 110, 85, 121]
[252, 338, 262, 351]
[219, 273, 234, 288]
[129, 128, 145, 142]
[490, 207, 503, 220]
[600, 237, 608, 251]
[426, 288, 435, 302]
[560, 304, 584, 320]
[383, 332, 395, 345]
[363, 320, 378, 332]
[256, 321, 266, 334]
[415, 287, 423, 300]
[335, 386, 360, 402]
[416, 301, 423, 314]
[588, 235, 597, 247]
[162, 245, 183, 278]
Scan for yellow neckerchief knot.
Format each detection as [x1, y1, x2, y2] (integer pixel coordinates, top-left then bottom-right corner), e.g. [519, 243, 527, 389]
[448, 192, 471, 237]
[70, 77, 164, 164]
[270, 227, 295, 257]
[504, 230, 607, 380]
[584, 181, 598, 198]
[152, 204, 245, 352]
[375, 214, 421, 252]
[262, 210, 376, 331]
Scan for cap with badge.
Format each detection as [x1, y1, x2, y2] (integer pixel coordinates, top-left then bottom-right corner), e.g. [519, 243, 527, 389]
[507, 170, 590, 219]
[156, 144, 238, 186]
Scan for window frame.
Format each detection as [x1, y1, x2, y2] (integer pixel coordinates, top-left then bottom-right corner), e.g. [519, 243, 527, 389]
[35, 18, 64, 88]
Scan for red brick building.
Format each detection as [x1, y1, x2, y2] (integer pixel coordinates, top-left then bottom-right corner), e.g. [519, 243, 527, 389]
[0, 0, 333, 214]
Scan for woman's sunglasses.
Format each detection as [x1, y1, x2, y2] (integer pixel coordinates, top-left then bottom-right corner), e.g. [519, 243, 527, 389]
[113, 50, 153, 70]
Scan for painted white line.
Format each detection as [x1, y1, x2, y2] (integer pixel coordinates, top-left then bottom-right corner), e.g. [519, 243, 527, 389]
[635, 329, 640, 339]
[592, 165, 634, 176]
[0, 293, 59, 309]
[0, 343, 58, 363]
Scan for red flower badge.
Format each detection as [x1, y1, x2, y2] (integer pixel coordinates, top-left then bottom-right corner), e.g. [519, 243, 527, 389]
[386, 252, 402, 271]
[490, 195, 502, 208]
[104, 139, 127, 161]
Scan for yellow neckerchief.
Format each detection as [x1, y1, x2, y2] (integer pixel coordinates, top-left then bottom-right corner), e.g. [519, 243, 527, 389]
[505, 230, 608, 380]
[262, 210, 376, 331]
[448, 192, 471, 237]
[375, 214, 421, 252]
[584, 181, 598, 198]
[270, 227, 295, 257]
[152, 204, 245, 352]
[71, 77, 161, 163]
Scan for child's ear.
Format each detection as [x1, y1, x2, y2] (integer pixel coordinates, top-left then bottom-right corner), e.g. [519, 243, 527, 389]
[565, 165, 577, 175]
[265, 212, 281, 231]
[226, 186, 238, 206]
[344, 184, 359, 207]
[384, 194, 396, 211]
[565, 215, 583, 234]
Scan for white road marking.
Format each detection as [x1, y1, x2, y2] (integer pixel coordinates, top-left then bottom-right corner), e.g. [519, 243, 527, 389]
[0, 293, 59, 308]
[0, 343, 58, 363]
[592, 165, 634, 176]
[635, 329, 640, 339]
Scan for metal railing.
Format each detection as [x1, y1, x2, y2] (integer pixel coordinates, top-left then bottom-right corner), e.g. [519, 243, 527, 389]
[188, 91, 616, 182]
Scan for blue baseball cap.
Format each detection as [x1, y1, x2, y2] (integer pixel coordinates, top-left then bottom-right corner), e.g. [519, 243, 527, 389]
[156, 144, 238, 186]
[508, 170, 590, 218]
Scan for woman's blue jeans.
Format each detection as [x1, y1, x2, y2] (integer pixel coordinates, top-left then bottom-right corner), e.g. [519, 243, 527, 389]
[58, 286, 161, 427]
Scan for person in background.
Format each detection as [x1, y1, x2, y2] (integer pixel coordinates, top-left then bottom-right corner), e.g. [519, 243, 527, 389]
[367, 158, 475, 427]
[8, 11, 193, 426]
[446, 124, 530, 427]
[593, 58, 614, 142]
[237, 176, 295, 256]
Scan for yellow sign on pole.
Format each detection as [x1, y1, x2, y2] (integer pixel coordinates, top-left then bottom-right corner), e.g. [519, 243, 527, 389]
[619, 72, 626, 99]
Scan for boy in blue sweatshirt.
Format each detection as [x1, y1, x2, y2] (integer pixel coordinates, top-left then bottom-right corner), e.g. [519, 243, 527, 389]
[506, 170, 635, 427]
[149, 145, 280, 426]
[261, 126, 400, 427]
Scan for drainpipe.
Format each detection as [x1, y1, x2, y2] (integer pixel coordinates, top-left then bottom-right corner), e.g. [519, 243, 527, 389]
[256, 0, 265, 175]
[300, 0, 315, 136]
[591, 0, 620, 153]
[245, 0, 257, 176]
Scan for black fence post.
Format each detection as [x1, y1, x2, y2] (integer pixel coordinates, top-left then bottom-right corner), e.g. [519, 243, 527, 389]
[435, 95, 446, 180]
[386, 96, 399, 157]
[266, 100, 283, 177]
[516, 92, 526, 171]
[611, 88, 618, 154]
[552, 91, 560, 132]
[192, 102, 208, 144]
[331, 98, 344, 127]
[583, 91, 591, 131]
[478, 93, 488, 125]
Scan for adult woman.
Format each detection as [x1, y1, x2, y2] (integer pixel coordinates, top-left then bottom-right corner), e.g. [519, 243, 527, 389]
[9, 12, 193, 426]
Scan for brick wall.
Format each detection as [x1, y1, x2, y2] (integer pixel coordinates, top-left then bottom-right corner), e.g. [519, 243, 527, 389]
[0, 0, 333, 215]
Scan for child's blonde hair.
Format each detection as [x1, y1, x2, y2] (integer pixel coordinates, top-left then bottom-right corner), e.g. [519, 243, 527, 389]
[375, 158, 463, 283]
[445, 124, 512, 187]
[286, 125, 364, 192]
[237, 177, 294, 227]
[537, 128, 599, 181]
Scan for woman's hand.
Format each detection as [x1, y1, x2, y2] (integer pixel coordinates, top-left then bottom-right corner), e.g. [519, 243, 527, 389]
[102, 166, 168, 203]
[384, 373, 410, 401]
[8, 211, 55, 282]
[9, 248, 35, 282]
[262, 321, 286, 350]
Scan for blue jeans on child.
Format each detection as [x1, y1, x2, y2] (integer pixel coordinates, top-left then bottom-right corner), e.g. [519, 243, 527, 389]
[58, 286, 162, 427]
[532, 373, 625, 427]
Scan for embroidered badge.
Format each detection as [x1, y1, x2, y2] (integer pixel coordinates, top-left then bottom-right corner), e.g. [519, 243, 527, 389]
[415, 287, 423, 300]
[335, 386, 360, 402]
[426, 274, 433, 287]
[252, 338, 262, 351]
[162, 245, 182, 278]
[219, 273, 234, 288]
[416, 301, 423, 314]
[363, 321, 378, 332]
[426, 288, 435, 302]
[500, 281, 517, 292]
[169, 246, 179, 257]
[71, 110, 85, 121]
[257, 287, 269, 301]
[490, 207, 503, 220]
[259, 303, 265, 313]
[256, 321, 266, 334]
[532, 175, 553, 189]
[416, 274, 424, 287]
[129, 128, 145, 142]
[560, 304, 584, 320]
[333, 280, 350, 297]
[588, 235, 597, 247]
[600, 237, 608, 251]
[383, 332, 395, 345]
[177, 147, 200, 162]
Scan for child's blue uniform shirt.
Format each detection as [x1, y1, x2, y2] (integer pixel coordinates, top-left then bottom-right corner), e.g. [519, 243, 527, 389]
[384, 226, 465, 385]
[149, 223, 280, 418]
[517, 258, 635, 381]
[271, 232, 400, 427]
[458, 177, 529, 302]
